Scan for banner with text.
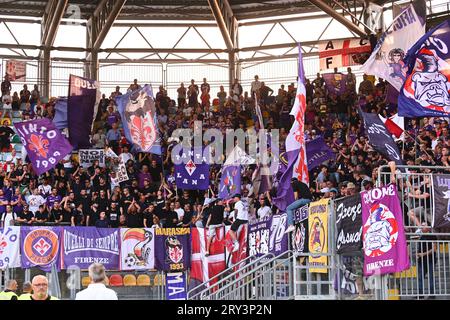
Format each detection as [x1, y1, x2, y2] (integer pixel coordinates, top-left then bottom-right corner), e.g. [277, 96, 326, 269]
[308, 199, 329, 273]
[335, 194, 362, 254]
[154, 228, 191, 272]
[79, 149, 105, 168]
[21, 227, 62, 271]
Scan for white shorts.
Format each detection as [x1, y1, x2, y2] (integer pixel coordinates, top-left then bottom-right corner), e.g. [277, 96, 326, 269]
[208, 224, 223, 238]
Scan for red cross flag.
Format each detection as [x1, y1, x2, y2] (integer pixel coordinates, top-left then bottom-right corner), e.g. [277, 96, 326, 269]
[319, 38, 371, 70]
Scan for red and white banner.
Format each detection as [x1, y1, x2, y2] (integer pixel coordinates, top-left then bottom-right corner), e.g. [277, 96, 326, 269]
[190, 227, 227, 287]
[319, 38, 371, 70]
[6, 60, 26, 81]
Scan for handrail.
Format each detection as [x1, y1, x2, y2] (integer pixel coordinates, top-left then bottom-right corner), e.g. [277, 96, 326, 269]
[209, 250, 294, 300]
[187, 253, 258, 298]
[188, 252, 275, 300]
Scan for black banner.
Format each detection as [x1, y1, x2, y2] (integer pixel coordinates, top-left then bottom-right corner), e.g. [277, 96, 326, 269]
[292, 204, 309, 254]
[335, 195, 362, 254]
[432, 174, 450, 228]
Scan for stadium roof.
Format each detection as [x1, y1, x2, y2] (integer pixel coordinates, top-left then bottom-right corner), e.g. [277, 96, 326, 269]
[0, 0, 390, 21]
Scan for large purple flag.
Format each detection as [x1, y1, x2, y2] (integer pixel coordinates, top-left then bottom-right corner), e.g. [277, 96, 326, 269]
[398, 20, 450, 117]
[360, 184, 409, 276]
[61, 227, 120, 270]
[323, 73, 348, 95]
[67, 74, 100, 149]
[306, 137, 335, 170]
[20, 227, 62, 272]
[174, 147, 210, 190]
[154, 228, 191, 272]
[272, 149, 296, 211]
[14, 118, 73, 175]
[116, 85, 161, 154]
[219, 165, 241, 199]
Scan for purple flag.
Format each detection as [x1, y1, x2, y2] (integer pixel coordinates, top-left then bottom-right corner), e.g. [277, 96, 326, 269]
[53, 97, 68, 130]
[360, 184, 409, 276]
[116, 85, 161, 155]
[20, 227, 62, 272]
[219, 165, 241, 199]
[399, 20, 450, 117]
[14, 118, 73, 176]
[272, 149, 296, 211]
[174, 147, 210, 190]
[67, 74, 100, 149]
[323, 73, 348, 95]
[306, 137, 335, 170]
[154, 228, 191, 272]
[61, 227, 120, 270]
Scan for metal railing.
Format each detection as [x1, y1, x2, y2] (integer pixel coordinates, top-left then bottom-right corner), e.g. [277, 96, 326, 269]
[188, 252, 275, 300]
[202, 251, 294, 300]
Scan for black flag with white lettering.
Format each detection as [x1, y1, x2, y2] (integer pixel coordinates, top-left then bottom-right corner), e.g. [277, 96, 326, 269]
[335, 194, 362, 254]
[359, 108, 403, 167]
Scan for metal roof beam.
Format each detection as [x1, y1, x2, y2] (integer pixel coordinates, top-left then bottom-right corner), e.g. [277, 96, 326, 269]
[41, 0, 69, 48]
[87, 0, 128, 52]
[207, 0, 236, 51]
[308, 0, 367, 37]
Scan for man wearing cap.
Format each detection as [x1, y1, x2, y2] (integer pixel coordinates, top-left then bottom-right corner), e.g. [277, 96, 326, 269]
[285, 178, 313, 233]
[229, 194, 248, 252]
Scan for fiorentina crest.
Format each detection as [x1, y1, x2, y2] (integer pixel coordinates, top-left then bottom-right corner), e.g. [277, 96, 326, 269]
[166, 236, 183, 264]
[363, 203, 398, 258]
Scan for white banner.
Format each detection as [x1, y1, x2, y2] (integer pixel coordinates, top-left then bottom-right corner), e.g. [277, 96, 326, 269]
[120, 228, 155, 270]
[79, 149, 105, 168]
[110, 159, 129, 184]
[6, 60, 26, 81]
[319, 38, 371, 70]
[361, 5, 425, 91]
[0, 226, 21, 269]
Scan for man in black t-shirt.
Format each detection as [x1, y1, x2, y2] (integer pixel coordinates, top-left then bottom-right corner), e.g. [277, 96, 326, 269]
[34, 205, 48, 224]
[49, 202, 63, 224]
[107, 202, 121, 228]
[205, 199, 225, 256]
[16, 205, 34, 225]
[71, 203, 85, 226]
[285, 178, 313, 233]
[143, 204, 156, 228]
[164, 202, 178, 228]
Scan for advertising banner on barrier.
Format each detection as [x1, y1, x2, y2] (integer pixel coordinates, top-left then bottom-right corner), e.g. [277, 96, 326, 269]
[166, 272, 187, 300]
[308, 198, 329, 273]
[360, 184, 409, 276]
[248, 213, 288, 258]
[120, 228, 155, 270]
[154, 228, 191, 272]
[21, 227, 62, 271]
[335, 194, 362, 254]
[62, 227, 120, 270]
[292, 204, 309, 254]
[0, 226, 21, 269]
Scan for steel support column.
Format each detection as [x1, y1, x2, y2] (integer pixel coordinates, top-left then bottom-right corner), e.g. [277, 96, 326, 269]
[86, 0, 127, 80]
[39, 0, 68, 98]
[207, 0, 238, 92]
[308, 0, 368, 37]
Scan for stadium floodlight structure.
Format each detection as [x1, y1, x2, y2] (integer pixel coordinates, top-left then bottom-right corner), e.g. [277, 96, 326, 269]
[0, 0, 438, 97]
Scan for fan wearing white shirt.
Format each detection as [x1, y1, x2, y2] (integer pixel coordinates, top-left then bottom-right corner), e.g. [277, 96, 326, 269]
[118, 145, 134, 164]
[229, 194, 248, 252]
[257, 196, 272, 220]
[0, 205, 17, 228]
[27, 189, 46, 214]
[75, 263, 118, 300]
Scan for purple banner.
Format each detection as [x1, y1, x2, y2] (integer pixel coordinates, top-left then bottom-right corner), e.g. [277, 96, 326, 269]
[219, 165, 241, 199]
[360, 184, 409, 276]
[248, 213, 288, 257]
[14, 118, 73, 175]
[306, 137, 335, 170]
[20, 227, 62, 272]
[272, 149, 296, 211]
[154, 228, 191, 272]
[68, 74, 99, 149]
[62, 227, 120, 270]
[323, 73, 348, 95]
[174, 147, 210, 190]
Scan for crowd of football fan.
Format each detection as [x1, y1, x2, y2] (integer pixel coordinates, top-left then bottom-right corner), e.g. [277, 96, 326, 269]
[0, 69, 448, 230]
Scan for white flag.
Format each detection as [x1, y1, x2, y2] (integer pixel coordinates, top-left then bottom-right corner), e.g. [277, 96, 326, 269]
[361, 4, 425, 91]
[0, 226, 21, 269]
